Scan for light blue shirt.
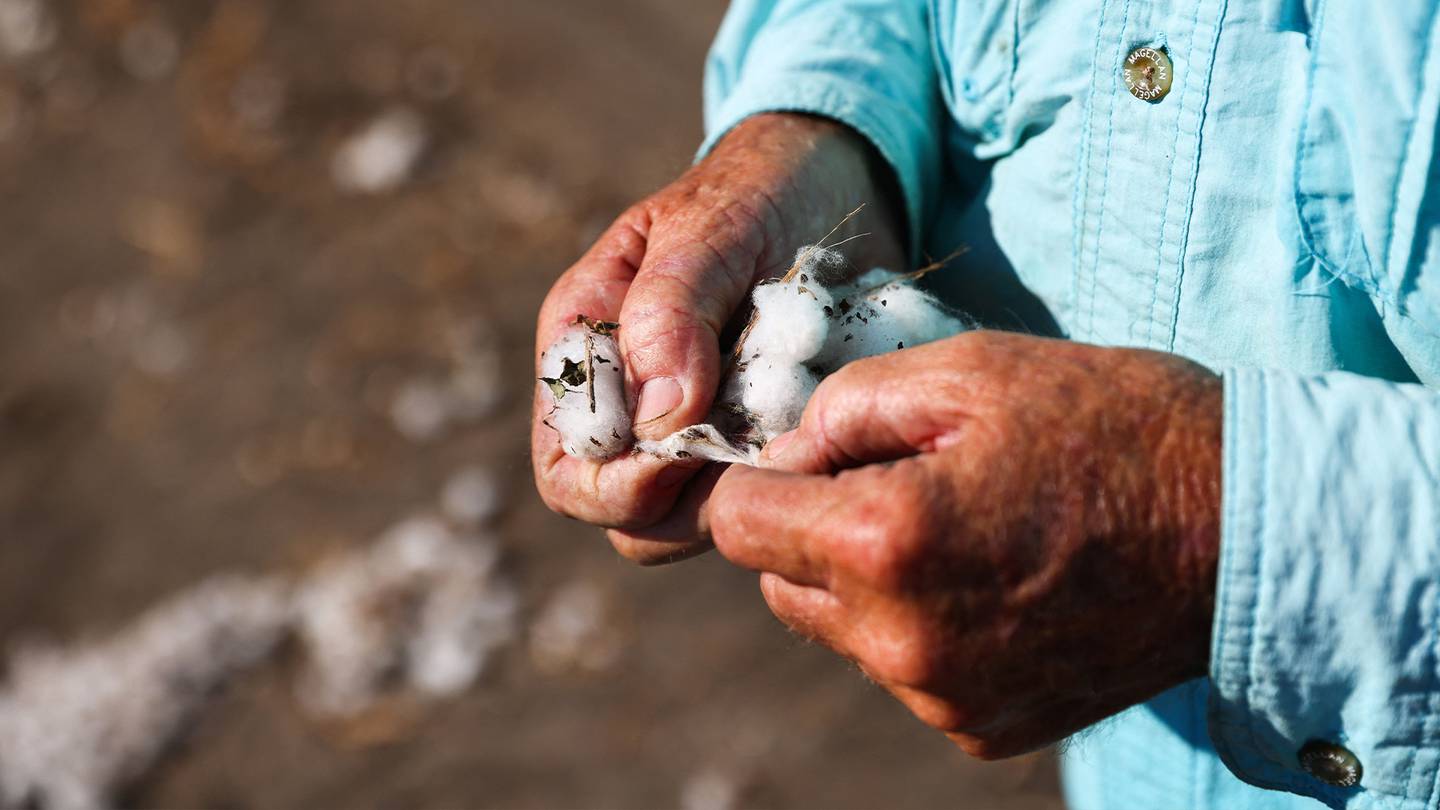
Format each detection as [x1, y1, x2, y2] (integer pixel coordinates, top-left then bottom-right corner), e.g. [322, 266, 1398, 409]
[701, 1, 1440, 808]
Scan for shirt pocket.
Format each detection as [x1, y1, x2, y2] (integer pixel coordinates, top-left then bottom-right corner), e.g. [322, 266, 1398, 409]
[1293, 0, 1440, 330]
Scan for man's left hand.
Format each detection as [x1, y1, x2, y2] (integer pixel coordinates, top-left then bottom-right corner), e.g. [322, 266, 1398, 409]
[709, 331, 1223, 758]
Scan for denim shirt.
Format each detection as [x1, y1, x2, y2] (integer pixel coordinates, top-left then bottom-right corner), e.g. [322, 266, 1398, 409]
[701, 1, 1440, 808]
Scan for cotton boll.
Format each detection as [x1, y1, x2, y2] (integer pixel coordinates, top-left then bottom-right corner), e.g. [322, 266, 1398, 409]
[539, 322, 631, 460]
[745, 279, 831, 363]
[819, 284, 966, 367]
[864, 283, 968, 345]
[737, 359, 818, 440]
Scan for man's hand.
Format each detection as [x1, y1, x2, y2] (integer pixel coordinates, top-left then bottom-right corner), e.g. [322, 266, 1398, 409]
[532, 113, 904, 564]
[708, 331, 1222, 758]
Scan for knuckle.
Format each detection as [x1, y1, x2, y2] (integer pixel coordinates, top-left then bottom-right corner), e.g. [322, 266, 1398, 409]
[858, 627, 938, 687]
[907, 698, 977, 735]
[840, 475, 933, 589]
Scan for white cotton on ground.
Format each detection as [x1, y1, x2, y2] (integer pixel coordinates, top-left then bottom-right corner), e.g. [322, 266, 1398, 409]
[0, 576, 293, 810]
[331, 107, 427, 194]
[0, 490, 520, 808]
[539, 322, 631, 460]
[440, 465, 502, 525]
[528, 580, 622, 675]
[293, 514, 517, 715]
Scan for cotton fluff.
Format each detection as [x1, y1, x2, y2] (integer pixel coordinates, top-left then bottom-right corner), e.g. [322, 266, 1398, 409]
[541, 245, 968, 465]
[729, 277, 833, 439]
[679, 246, 967, 456]
[0, 512, 519, 808]
[0, 576, 292, 810]
[539, 319, 631, 460]
[293, 515, 516, 715]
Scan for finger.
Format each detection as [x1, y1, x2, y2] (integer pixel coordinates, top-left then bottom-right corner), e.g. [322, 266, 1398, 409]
[604, 463, 724, 564]
[759, 572, 847, 644]
[709, 464, 840, 586]
[886, 685, 989, 735]
[762, 339, 982, 475]
[534, 214, 646, 353]
[619, 198, 780, 442]
[532, 214, 699, 528]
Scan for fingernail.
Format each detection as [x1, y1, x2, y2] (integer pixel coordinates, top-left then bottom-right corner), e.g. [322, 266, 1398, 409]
[635, 376, 683, 424]
[761, 430, 798, 461]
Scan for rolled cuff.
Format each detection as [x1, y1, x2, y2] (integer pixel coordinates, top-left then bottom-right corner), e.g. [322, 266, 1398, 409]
[1209, 368, 1440, 810]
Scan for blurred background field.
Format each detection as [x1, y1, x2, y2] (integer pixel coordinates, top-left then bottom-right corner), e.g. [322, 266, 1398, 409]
[0, 1, 1062, 807]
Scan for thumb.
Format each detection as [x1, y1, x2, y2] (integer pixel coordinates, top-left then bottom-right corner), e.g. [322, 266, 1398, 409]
[618, 205, 774, 440]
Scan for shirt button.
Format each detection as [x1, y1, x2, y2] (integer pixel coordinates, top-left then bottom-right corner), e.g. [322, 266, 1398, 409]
[1298, 740, 1363, 788]
[1123, 46, 1173, 102]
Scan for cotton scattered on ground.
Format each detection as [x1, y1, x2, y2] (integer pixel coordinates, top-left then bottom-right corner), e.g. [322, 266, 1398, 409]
[441, 465, 503, 525]
[0, 0, 56, 61]
[331, 107, 427, 194]
[679, 767, 745, 810]
[294, 515, 516, 714]
[0, 576, 292, 810]
[0, 507, 517, 808]
[528, 580, 621, 675]
[389, 318, 504, 441]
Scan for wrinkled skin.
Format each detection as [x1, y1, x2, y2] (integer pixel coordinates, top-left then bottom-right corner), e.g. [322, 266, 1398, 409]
[533, 110, 1225, 757]
[708, 332, 1223, 758]
[532, 113, 904, 564]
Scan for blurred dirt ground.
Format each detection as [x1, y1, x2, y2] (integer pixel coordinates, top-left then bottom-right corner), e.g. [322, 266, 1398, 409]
[0, 1, 1063, 807]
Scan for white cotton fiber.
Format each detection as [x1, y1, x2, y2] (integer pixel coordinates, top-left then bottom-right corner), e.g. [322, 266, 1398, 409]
[0, 576, 292, 810]
[540, 244, 969, 465]
[745, 279, 832, 362]
[539, 321, 631, 460]
[715, 248, 967, 445]
[635, 423, 760, 466]
[815, 279, 967, 365]
[735, 358, 818, 441]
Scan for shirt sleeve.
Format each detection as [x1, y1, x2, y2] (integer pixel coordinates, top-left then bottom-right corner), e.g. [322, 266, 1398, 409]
[1209, 368, 1440, 809]
[700, 0, 943, 252]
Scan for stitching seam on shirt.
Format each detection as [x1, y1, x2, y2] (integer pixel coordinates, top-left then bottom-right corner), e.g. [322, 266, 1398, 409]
[1290, 0, 1332, 278]
[1070, 6, 1103, 328]
[1165, 0, 1228, 353]
[1244, 370, 1270, 774]
[1145, 2, 1205, 348]
[1383, 0, 1440, 279]
[1070, 0, 1113, 331]
[1084, 0, 1134, 338]
[1426, 579, 1440, 805]
[1007, 1, 1020, 116]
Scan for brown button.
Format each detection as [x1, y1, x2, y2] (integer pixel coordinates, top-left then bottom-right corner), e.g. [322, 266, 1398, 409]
[1298, 740, 1362, 788]
[1123, 46, 1173, 102]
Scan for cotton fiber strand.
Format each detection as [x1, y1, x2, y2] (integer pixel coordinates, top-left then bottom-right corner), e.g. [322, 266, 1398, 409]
[539, 319, 631, 460]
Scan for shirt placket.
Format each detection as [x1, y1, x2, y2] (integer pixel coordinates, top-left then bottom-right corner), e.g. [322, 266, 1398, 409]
[1070, 0, 1225, 352]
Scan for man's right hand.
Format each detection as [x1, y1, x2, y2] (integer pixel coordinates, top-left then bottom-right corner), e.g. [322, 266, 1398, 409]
[531, 113, 906, 564]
